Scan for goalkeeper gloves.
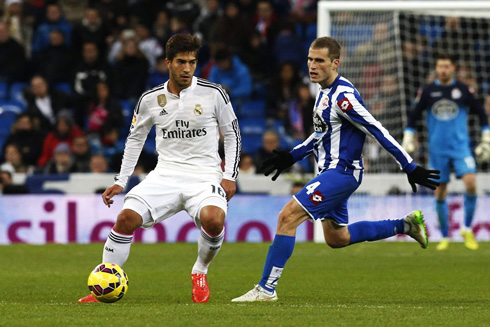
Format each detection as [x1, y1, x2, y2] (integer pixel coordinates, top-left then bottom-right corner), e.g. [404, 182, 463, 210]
[407, 165, 440, 193]
[475, 129, 490, 162]
[401, 129, 416, 153]
[261, 150, 295, 181]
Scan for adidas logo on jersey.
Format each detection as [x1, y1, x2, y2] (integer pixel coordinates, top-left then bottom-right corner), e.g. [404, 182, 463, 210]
[159, 109, 168, 116]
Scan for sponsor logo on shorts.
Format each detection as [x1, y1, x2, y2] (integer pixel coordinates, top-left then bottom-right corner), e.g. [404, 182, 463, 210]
[309, 190, 324, 206]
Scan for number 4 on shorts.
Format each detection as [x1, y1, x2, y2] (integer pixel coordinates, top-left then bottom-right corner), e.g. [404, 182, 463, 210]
[306, 181, 321, 195]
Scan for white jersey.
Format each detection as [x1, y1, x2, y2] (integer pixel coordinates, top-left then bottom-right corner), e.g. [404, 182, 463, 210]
[115, 76, 241, 188]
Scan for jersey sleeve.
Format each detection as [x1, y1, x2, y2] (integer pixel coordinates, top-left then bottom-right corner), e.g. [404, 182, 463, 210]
[466, 86, 489, 129]
[216, 89, 241, 181]
[336, 92, 416, 173]
[114, 96, 154, 188]
[290, 132, 316, 162]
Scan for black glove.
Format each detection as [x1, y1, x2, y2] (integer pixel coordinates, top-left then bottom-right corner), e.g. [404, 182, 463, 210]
[407, 165, 440, 193]
[261, 150, 295, 181]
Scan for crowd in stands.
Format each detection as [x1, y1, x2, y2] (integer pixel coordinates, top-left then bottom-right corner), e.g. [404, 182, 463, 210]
[0, 0, 318, 191]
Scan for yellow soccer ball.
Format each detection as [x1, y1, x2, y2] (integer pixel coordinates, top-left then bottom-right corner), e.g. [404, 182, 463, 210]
[87, 263, 129, 303]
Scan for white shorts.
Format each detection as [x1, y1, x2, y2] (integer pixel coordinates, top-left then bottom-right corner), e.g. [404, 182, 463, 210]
[123, 170, 228, 228]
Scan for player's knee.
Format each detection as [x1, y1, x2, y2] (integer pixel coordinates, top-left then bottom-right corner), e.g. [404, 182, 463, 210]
[115, 209, 142, 234]
[200, 206, 225, 235]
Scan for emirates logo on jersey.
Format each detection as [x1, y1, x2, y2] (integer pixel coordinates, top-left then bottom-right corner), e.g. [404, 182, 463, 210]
[338, 97, 353, 112]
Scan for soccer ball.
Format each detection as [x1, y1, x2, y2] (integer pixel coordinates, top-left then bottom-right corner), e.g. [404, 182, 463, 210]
[87, 263, 129, 303]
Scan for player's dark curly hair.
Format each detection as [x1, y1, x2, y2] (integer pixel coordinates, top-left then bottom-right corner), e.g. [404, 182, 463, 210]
[311, 37, 341, 61]
[165, 34, 202, 61]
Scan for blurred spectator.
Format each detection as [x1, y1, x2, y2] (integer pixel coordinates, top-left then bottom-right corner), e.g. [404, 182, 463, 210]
[42, 142, 73, 174]
[456, 62, 479, 94]
[72, 42, 110, 127]
[238, 152, 256, 175]
[254, 129, 281, 173]
[72, 7, 111, 57]
[208, 48, 252, 103]
[86, 81, 123, 133]
[3, 113, 44, 166]
[89, 153, 108, 173]
[169, 14, 191, 36]
[58, 0, 89, 25]
[240, 30, 271, 83]
[266, 61, 301, 119]
[434, 16, 477, 63]
[289, 0, 317, 24]
[70, 135, 91, 172]
[152, 10, 171, 47]
[34, 29, 74, 84]
[213, 1, 254, 55]
[135, 22, 163, 70]
[401, 36, 430, 106]
[92, 123, 124, 169]
[37, 111, 83, 167]
[286, 83, 314, 139]
[0, 170, 29, 194]
[193, 0, 222, 45]
[0, 21, 27, 83]
[290, 180, 305, 195]
[2, 0, 33, 58]
[31, 3, 73, 54]
[1, 143, 33, 173]
[111, 37, 149, 102]
[24, 75, 72, 134]
[147, 55, 169, 89]
[237, 0, 257, 21]
[93, 0, 128, 29]
[254, 0, 281, 47]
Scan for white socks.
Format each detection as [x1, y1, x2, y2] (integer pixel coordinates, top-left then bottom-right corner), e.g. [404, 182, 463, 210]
[102, 228, 133, 267]
[192, 227, 225, 275]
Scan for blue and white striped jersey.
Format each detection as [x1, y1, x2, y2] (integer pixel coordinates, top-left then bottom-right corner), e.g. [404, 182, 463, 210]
[290, 74, 415, 174]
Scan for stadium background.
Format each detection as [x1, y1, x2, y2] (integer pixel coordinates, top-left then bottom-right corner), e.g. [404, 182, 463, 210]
[1, 0, 490, 245]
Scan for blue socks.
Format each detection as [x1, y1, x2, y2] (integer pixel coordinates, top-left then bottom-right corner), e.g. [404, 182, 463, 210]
[258, 234, 295, 292]
[464, 193, 477, 229]
[348, 219, 405, 244]
[436, 199, 449, 237]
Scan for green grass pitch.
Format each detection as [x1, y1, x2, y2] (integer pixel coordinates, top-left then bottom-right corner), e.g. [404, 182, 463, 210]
[1, 242, 489, 327]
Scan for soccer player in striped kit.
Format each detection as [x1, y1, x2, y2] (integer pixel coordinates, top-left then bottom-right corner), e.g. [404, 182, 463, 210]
[232, 37, 439, 302]
[78, 34, 241, 303]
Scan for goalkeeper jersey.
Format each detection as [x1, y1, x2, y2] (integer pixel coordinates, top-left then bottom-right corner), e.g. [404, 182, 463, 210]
[406, 79, 488, 157]
[115, 77, 241, 189]
[290, 74, 414, 174]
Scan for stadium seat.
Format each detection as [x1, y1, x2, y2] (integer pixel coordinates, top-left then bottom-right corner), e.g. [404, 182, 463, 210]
[241, 134, 262, 154]
[54, 82, 72, 95]
[239, 100, 266, 118]
[0, 82, 7, 100]
[0, 105, 20, 132]
[239, 117, 267, 136]
[9, 82, 28, 104]
[0, 99, 26, 114]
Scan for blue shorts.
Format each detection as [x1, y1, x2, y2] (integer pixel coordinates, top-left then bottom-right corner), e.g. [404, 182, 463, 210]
[429, 153, 476, 183]
[293, 167, 362, 225]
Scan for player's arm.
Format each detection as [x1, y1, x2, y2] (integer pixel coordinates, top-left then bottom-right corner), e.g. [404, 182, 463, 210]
[103, 96, 153, 207]
[467, 90, 490, 161]
[261, 133, 316, 181]
[337, 92, 440, 192]
[402, 87, 426, 153]
[217, 90, 241, 200]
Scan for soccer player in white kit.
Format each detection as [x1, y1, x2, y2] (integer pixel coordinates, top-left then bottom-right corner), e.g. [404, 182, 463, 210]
[78, 34, 241, 303]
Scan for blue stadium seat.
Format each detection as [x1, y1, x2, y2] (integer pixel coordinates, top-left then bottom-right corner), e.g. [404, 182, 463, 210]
[0, 99, 26, 114]
[0, 82, 7, 100]
[9, 82, 28, 103]
[241, 134, 262, 154]
[54, 82, 72, 95]
[0, 105, 20, 133]
[239, 117, 267, 136]
[239, 100, 265, 118]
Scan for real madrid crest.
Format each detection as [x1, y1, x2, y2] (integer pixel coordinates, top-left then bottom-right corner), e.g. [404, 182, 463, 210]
[194, 104, 203, 116]
[157, 94, 167, 107]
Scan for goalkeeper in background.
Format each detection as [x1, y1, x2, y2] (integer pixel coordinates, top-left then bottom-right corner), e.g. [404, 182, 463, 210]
[402, 53, 490, 250]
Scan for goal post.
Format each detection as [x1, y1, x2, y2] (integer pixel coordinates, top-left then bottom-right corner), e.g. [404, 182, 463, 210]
[313, 1, 490, 243]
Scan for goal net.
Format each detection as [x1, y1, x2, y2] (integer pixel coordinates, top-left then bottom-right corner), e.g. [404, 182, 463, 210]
[317, 1, 490, 174]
